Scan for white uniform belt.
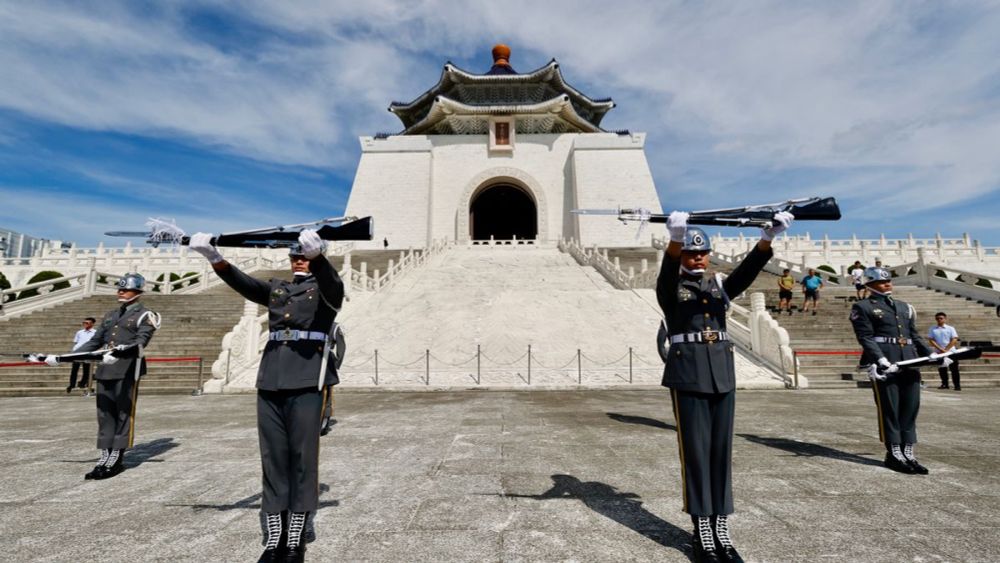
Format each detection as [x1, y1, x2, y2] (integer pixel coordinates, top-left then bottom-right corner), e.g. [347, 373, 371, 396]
[874, 336, 911, 345]
[669, 330, 729, 344]
[269, 330, 327, 342]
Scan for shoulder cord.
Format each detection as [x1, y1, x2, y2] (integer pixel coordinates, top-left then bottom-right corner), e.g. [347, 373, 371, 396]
[714, 273, 731, 310]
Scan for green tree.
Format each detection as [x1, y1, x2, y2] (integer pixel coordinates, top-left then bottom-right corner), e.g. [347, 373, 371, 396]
[18, 270, 69, 299]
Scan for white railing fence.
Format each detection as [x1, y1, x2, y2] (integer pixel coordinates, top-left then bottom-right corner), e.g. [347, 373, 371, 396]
[558, 238, 662, 289]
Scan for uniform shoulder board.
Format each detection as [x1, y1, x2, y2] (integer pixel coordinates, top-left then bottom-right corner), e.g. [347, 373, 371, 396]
[714, 272, 731, 309]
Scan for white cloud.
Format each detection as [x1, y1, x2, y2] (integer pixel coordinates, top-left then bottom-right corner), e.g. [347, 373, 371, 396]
[1, 0, 998, 219]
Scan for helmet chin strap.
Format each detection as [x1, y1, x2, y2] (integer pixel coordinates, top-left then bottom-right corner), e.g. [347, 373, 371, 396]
[680, 266, 705, 277]
[293, 271, 309, 277]
[868, 286, 892, 296]
[117, 293, 141, 304]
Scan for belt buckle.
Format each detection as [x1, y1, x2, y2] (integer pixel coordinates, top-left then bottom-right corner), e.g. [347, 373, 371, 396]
[281, 328, 294, 341]
[898, 337, 908, 346]
[702, 329, 719, 343]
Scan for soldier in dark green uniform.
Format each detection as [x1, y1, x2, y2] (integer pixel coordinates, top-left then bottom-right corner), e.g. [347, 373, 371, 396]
[37, 273, 160, 480]
[849, 266, 933, 475]
[190, 230, 342, 563]
[657, 210, 792, 563]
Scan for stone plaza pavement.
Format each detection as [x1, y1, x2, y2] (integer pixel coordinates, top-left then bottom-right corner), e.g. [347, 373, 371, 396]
[1, 388, 998, 562]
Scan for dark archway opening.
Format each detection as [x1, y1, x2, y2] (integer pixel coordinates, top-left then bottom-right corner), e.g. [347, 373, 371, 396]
[470, 184, 537, 240]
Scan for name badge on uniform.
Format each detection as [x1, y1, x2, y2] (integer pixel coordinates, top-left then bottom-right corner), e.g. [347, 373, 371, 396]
[678, 289, 694, 301]
[873, 308, 884, 318]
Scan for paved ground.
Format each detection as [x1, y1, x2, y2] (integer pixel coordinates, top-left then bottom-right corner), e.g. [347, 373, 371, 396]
[2, 388, 998, 562]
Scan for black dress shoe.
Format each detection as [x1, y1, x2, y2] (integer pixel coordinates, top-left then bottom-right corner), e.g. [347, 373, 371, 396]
[907, 459, 930, 475]
[84, 465, 104, 480]
[716, 545, 745, 563]
[954, 386, 961, 391]
[693, 541, 722, 563]
[257, 547, 285, 563]
[98, 458, 125, 480]
[284, 545, 306, 563]
[884, 453, 916, 474]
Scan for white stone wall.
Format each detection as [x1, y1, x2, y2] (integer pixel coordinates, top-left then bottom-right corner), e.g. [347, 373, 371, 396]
[344, 132, 662, 249]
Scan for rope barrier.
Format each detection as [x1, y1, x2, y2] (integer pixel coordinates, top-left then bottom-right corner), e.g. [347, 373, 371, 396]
[343, 352, 376, 369]
[530, 354, 578, 370]
[479, 351, 528, 367]
[428, 351, 478, 368]
[580, 350, 631, 367]
[378, 354, 426, 368]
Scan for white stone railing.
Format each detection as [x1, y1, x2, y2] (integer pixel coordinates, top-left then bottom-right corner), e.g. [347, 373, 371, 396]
[883, 253, 1000, 304]
[558, 238, 662, 289]
[206, 241, 451, 392]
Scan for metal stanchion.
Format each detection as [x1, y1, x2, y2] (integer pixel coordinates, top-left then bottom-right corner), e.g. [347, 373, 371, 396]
[374, 350, 379, 385]
[628, 347, 633, 384]
[527, 344, 531, 385]
[793, 350, 799, 390]
[577, 349, 582, 384]
[192, 356, 204, 396]
[425, 349, 430, 385]
[477, 344, 481, 385]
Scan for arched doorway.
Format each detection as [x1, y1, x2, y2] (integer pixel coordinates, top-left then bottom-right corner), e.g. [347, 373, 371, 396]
[469, 184, 538, 240]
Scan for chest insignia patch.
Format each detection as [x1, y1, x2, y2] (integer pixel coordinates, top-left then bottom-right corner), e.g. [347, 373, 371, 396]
[873, 308, 884, 318]
[272, 288, 285, 298]
[850, 309, 860, 321]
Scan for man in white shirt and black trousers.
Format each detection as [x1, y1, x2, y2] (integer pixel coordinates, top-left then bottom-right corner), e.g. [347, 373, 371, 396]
[67, 317, 97, 394]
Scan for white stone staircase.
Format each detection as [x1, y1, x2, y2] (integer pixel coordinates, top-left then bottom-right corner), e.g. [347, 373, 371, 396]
[334, 245, 785, 388]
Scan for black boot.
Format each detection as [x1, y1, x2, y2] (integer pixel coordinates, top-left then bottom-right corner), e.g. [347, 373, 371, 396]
[884, 447, 916, 474]
[85, 449, 110, 480]
[903, 444, 929, 475]
[258, 512, 285, 563]
[692, 516, 722, 563]
[98, 450, 125, 479]
[284, 512, 308, 562]
[712, 515, 745, 563]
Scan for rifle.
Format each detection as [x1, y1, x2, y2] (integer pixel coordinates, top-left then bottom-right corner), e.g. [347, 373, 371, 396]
[106, 216, 374, 248]
[573, 197, 841, 238]
[874, 346, 982, 377]
[22, 345, 140, 364]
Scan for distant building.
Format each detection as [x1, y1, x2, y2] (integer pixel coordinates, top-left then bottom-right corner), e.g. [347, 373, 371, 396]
[0, 227, 55, 259]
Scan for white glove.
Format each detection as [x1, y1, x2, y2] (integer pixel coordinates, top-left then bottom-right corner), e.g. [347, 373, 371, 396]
[189, 232, 224, 264]
[867, 363, 887, 381]
[940, 357, 954, 368]
[761, 211, 794, 241]
[298, 229, 326, 260]
[667, 211, 689, 243]
[877, 357, 900, 374]
[101, 352, 119, 365]
[44, 354, 59, 367]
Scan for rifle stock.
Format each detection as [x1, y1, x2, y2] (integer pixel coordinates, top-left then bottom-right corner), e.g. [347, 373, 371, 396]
[184, 216, 375, 247]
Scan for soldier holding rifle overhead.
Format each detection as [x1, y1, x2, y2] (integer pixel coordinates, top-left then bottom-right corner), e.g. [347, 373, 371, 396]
[189, 229, 343, 563]
[657, 210, 793, 563]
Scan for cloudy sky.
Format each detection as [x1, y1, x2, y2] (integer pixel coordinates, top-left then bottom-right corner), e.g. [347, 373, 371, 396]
[1, 0, 999, 246]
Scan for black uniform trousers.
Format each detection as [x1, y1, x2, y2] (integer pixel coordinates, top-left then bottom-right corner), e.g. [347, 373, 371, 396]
[871, 369, 920, 446]
[938, 360, 960, 388]
[670, 388, 735, 517]
[258, 388, 324, 513]
[96, 377, 139, 450]
[69, 362, 91, 389]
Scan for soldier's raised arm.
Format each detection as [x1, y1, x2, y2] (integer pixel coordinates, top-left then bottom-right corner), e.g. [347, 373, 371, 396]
[297, 229, 344, 311]
[722, 212, 792, 298]
[656, 211, 687, 314]
[189, 233, 271, 305]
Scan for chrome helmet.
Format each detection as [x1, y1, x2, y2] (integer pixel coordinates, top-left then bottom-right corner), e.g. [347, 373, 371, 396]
[116, 273, 145, 292]
[681, 227, 712, 252]
[863, 266, 891, 285]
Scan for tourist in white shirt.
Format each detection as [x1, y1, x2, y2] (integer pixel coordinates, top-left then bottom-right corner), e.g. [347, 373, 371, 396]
[850, 261, 866, 301]
[68, 317, 96, 394]
[928, 312, 961, 390]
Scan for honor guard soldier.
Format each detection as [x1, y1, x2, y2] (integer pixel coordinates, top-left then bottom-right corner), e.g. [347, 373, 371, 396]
[657, 211, 792, 563]
[35, 273, 160, 480]
[190, 230, 343, 563]
[850, 267, 933, 475]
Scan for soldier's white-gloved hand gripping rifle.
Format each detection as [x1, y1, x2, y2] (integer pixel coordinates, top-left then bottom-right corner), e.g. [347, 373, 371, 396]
[761, 211, 794, 241]
[869, 347, 981, 381]
[868, 357, 899, 381]
[298, 229, 327, 259]
[189, 232, 224, 264]
[667, 211, 690, 243]
[26, 344, 139, 366]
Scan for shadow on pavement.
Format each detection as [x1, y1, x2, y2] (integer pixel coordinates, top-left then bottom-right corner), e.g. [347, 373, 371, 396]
[737, 433, 883, 467]
[506, 474, 692, 560]
[169, 483, 339, 512]
[606, 413, 676, 432]
[125, 437, 179, 468]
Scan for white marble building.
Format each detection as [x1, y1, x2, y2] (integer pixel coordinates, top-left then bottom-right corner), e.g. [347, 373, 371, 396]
[344, 45, 662, 249]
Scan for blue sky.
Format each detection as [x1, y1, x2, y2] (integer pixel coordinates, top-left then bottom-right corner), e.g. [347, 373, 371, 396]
[1, 1, 999, 246]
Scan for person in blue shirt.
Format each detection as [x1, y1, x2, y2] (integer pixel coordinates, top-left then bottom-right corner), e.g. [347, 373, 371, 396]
[928, 312, 961, 390]
[800, 268, 824, 315]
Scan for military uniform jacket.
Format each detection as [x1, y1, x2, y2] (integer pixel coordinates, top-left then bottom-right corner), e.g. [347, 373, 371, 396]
[850, 293, 932, 366]
[656, 246, 773, 393]
[217, 256, 344, 391]
[76, 302, 158, 381]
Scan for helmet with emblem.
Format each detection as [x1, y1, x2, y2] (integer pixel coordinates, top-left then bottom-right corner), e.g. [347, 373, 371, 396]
[863, 266, 891, 285]
[287, 243, 305, 257]
[681, 227, 712, 252]
[116, 273, 145, 292]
